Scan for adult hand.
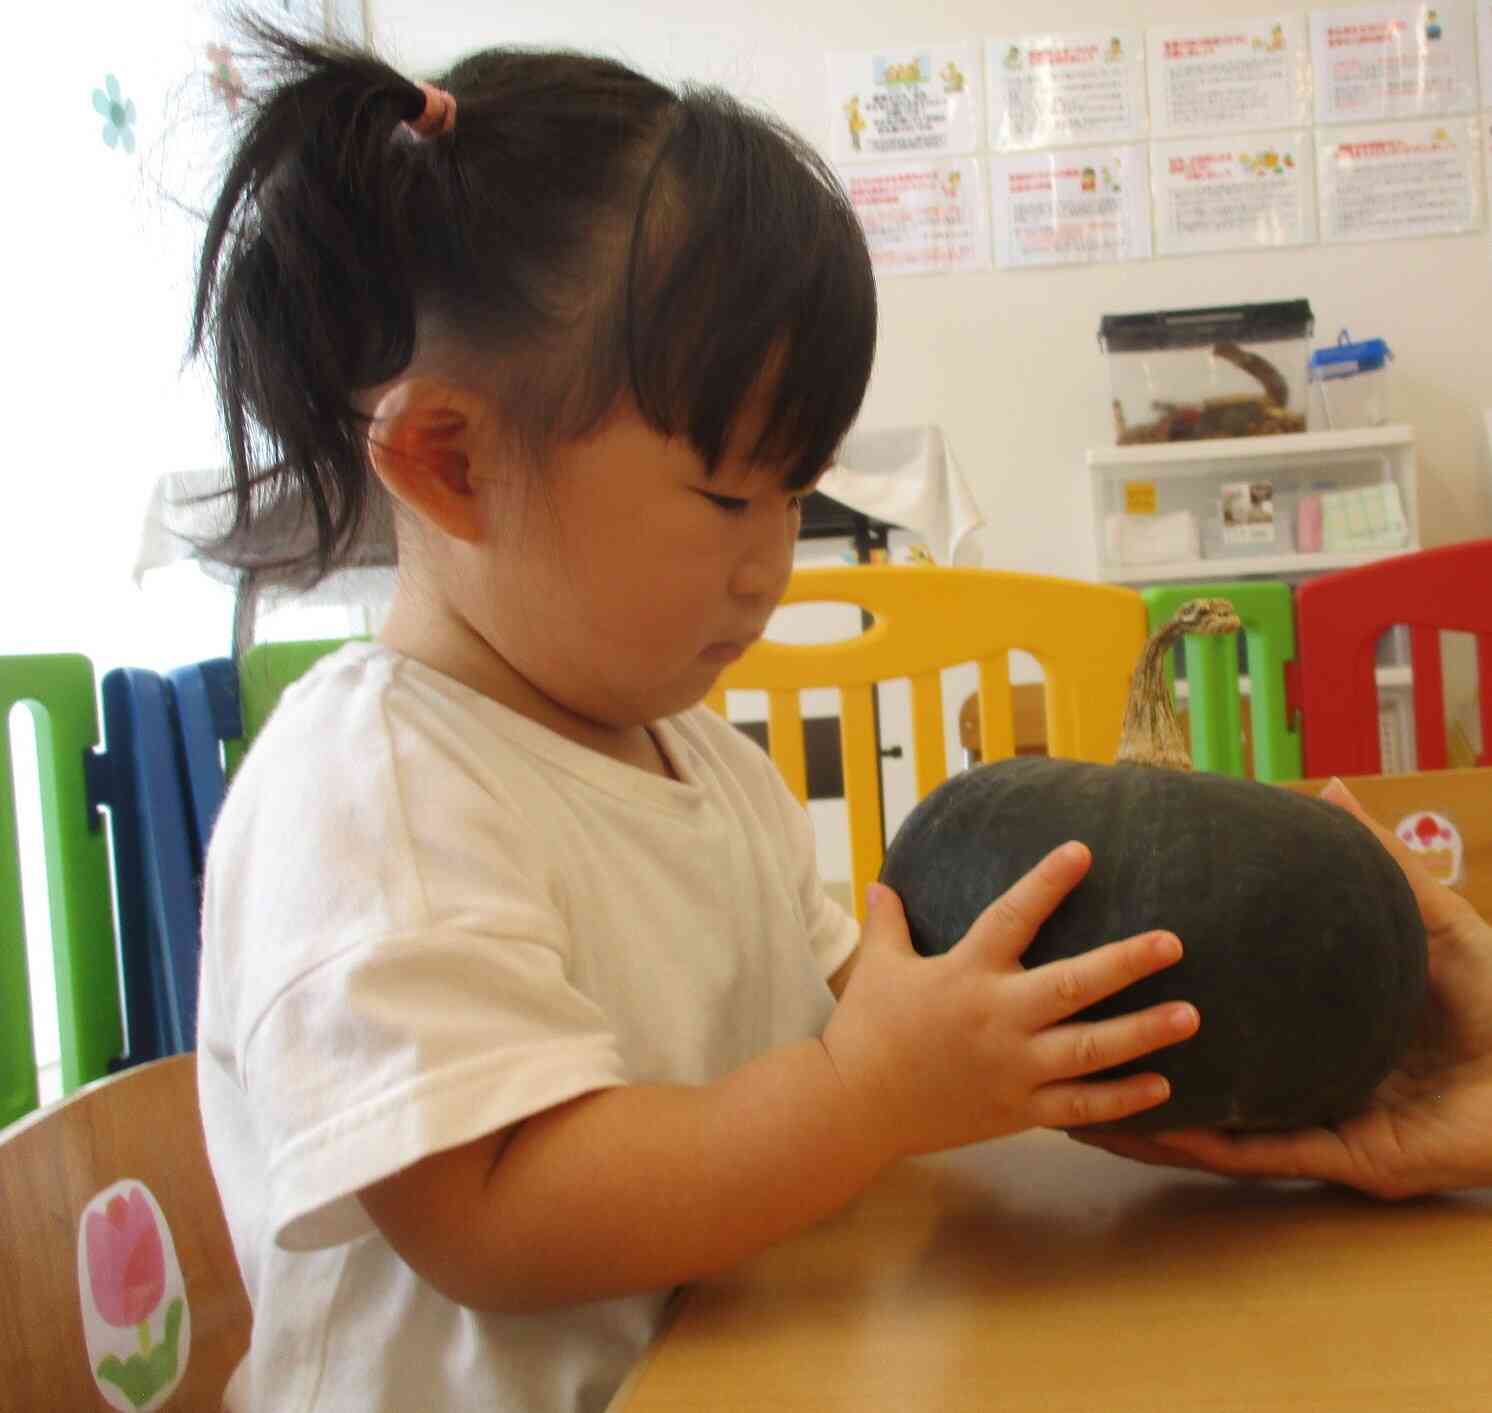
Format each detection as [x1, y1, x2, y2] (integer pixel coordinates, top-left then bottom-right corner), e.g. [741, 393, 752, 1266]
[1074, 778, 1492, 1198]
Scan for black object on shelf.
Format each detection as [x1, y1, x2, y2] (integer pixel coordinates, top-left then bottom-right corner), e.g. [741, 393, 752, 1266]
[1097, 299, 1314, 353]
[798, 488, 894, 563]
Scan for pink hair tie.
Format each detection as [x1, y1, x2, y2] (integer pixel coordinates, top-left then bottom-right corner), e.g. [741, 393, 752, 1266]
[404, 82, 456, 139]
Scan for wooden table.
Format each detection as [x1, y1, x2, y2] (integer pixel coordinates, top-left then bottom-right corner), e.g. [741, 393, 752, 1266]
[614, 1131, 1492, 1412]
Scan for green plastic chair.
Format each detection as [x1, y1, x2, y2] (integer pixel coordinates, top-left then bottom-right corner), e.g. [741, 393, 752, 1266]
[1141, 583, 1303, 783]
[222, 637, 359, 777]
[1, 656, 125, 1129]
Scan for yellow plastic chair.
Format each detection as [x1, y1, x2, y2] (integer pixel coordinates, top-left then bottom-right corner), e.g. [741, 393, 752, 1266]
[705, 566, 1148, 918]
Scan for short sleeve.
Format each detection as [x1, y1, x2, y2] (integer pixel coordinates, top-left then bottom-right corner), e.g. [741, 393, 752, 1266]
[201, 646, 632, 1253]
[250, 921, 629, 1252]
[757, 750, 860, 983]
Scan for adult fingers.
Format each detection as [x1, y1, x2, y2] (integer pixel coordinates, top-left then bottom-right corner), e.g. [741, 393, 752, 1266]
[1320, 777, 1473, 932]
[1137, 1126, 1353, 1186]
[1019, 930, 1185, 1029]
[1028, 999, 1199, 1082]
[958, 841, 1091, 965]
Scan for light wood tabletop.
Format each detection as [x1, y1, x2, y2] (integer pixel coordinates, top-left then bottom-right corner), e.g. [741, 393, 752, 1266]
[614, 1130, 1492, 1412]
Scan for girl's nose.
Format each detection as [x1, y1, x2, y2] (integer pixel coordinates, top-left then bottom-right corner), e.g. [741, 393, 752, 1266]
[730, 509, 796, 603]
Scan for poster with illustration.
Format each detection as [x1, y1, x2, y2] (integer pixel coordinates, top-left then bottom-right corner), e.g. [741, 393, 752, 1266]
[1151, 131, 1316, 254]
[984, 31, 1146, 150]
[827, 45, 980, 164]
[837, 158, 992, 275]
[1146, 17, 1311, 138]
[1316, 116, 1482, 240]
[1481, 0, 1492, 106]
[990, 144, 1151, 268]
[1310, 3, 1479, 122]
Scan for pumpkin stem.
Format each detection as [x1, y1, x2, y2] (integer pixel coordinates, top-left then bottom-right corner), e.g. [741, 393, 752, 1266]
[1115, 598, 1242, 770]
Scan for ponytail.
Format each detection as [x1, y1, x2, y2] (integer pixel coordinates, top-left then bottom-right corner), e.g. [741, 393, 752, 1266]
[191, 17, 437, 587]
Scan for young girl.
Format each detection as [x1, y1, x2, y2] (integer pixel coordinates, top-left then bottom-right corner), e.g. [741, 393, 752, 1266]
[191, 24, 1200, 1412]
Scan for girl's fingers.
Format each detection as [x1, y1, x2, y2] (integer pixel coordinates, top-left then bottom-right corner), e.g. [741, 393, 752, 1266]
[1022, 930, 1185, 1028]
[1029, 999, 1200, 1081]
[960, 841, 1091, 964]
[1028, 1072, 1173, 1130]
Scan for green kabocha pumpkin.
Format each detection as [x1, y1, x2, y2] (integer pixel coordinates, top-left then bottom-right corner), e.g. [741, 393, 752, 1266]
[879, 599, 1428, 1133]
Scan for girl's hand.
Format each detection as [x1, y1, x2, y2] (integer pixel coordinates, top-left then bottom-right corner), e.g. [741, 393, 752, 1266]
[1074, 779, 1492, 1198]
[821, 842, 1200, 1163]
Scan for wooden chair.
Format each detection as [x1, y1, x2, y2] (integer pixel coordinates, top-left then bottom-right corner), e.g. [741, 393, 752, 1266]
[0, 1052, 251, 1410]
[705, 565, 1148, 916]
[1278, 767, 1492, 918]
[1294, 539, 1492, 776]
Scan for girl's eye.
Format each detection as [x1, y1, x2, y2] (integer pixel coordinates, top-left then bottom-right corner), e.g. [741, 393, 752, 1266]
[701, 492, 750, 516]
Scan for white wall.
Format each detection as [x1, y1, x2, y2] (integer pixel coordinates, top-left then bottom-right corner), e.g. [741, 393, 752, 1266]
[369, 0, 1492, 574]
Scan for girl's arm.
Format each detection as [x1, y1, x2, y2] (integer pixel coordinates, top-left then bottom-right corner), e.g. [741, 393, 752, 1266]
[359, 844, 1199, 1314]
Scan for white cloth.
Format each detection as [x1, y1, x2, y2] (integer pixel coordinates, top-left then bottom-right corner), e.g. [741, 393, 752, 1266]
[817, 424, 985, 565]
[197, 643, 859, 1412]
[132, 468, 398, 627]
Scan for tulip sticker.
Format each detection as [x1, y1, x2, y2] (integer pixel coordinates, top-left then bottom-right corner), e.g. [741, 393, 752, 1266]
[77, 1181, 191, 1411]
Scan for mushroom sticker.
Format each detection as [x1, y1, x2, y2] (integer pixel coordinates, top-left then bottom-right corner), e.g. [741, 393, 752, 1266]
[1396, 810, 1464, 888]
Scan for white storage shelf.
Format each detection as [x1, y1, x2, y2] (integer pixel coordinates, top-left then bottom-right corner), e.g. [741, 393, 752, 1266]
[1088, 425, 1419, 586]
[1087, 425, 1421, 771]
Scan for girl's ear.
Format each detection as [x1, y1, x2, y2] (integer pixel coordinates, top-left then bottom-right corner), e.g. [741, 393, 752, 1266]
[366, 379, 490, 543]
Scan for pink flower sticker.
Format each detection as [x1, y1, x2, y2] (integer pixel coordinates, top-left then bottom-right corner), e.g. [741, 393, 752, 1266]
[87, 1188, 166, 1327]
[77, 1181, 191, 1412]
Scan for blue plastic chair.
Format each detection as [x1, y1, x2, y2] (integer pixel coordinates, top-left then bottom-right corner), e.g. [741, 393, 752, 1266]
[167, 658, 239, 856]
[91, 669, 206, 1058]
[95, 658, 246, 1064]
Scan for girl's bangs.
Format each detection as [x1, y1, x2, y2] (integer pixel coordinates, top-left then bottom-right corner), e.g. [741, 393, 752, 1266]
[623, 96, 877, 489]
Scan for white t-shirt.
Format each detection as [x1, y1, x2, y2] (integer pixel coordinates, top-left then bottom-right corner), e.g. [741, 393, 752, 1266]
[197, 643, 858, 1412]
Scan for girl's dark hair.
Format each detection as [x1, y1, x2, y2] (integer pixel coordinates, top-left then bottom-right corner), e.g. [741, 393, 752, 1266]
[191, 18, 877, 588]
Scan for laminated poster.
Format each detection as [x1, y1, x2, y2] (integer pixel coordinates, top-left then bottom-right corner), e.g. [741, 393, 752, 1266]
[991, 145, 1151, 269]
[1151, 131, 1317, 254]
[1481, 0, 1492, 107]
[984, 31, 1146, 151]
[827, 45, 981, 164]
[1310, 3, 1480, 123]
[838, 158, 993, 276]
[1146, 17, 1312, 138]
[1316, 116, 1482, 241]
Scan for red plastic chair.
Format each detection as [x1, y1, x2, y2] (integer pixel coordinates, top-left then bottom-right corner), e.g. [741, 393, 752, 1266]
[1294, 539, 1492, 776]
